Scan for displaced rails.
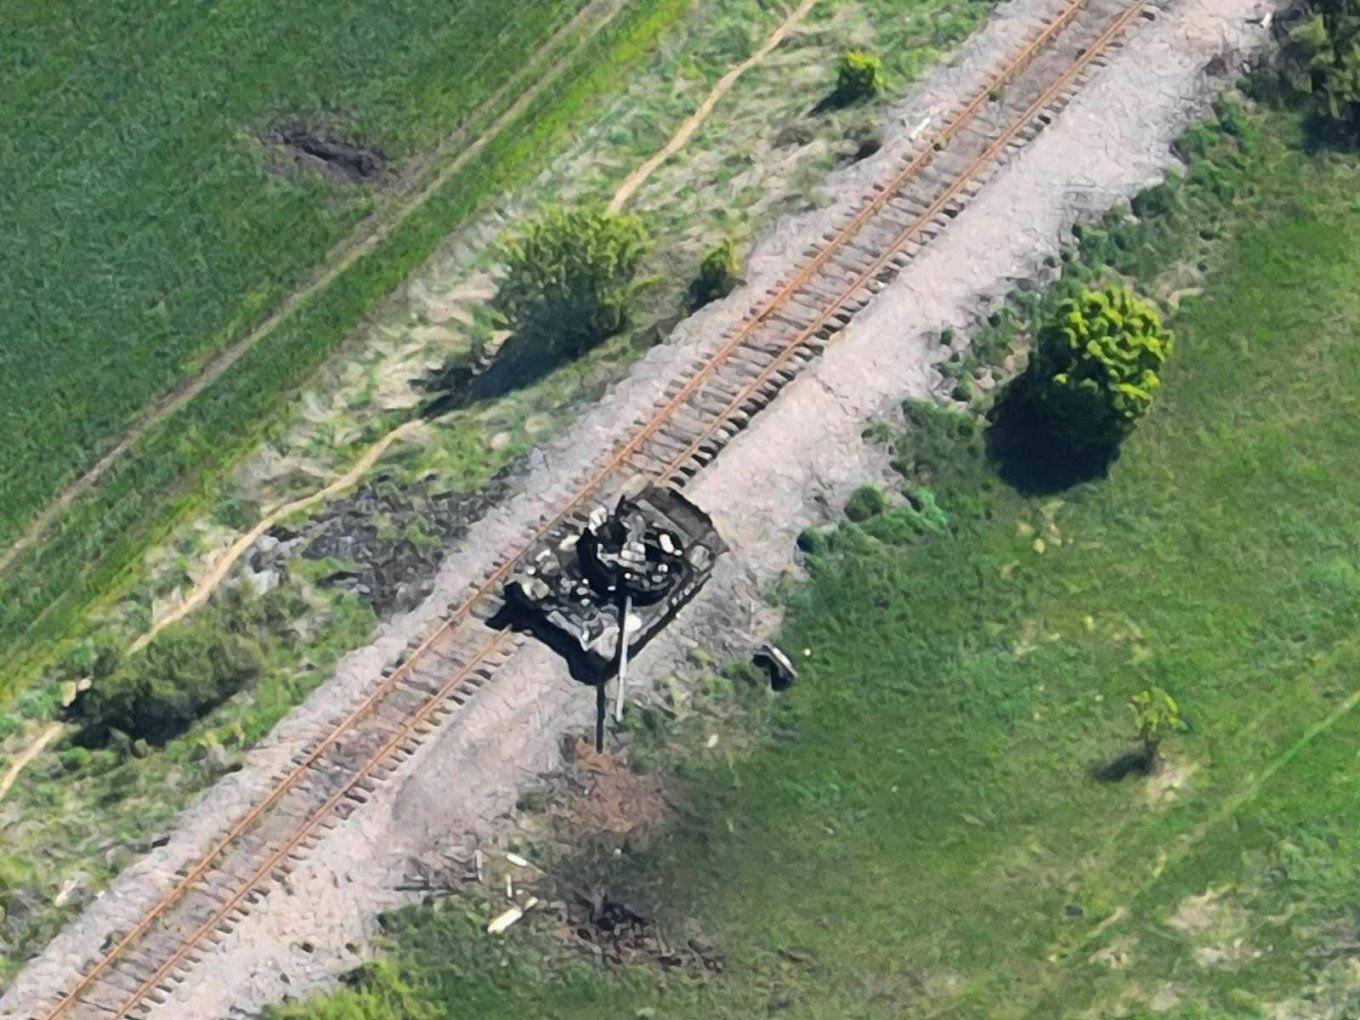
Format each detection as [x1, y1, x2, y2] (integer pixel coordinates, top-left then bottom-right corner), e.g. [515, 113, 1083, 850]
[36, 0, 1153, 1014]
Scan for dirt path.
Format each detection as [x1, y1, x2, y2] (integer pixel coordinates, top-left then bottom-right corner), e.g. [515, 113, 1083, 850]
[0, 0, 1269, 1012]
[0, 0, 624, 581]
[131, 421, 425, 652]
[0, 724, 63, 803]
[606, 0, 821, 212]
[130, 0, 822, 652]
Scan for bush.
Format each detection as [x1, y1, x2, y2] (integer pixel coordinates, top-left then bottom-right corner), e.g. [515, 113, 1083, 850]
[76, 627, 264, 745]
[834, 51, 884, 106]
[690, 239, 740, 309]
[493, 206, 651, 363]
[844, 484, 887, 522]
[796, 527, 829, 555]
[73, 586, 294, 746]
[59, 747, 91, 772]
[1285, 0, 1360, 134]
[1023, 285, 1173, 452]
[1129, 686, 1183, 763]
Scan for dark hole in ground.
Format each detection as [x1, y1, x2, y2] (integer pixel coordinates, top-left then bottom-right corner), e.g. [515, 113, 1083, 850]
[1091, 747, 1156, 782]
[269, 126, 386, 183]
[984, 379, 1119, 495]
[839, 131, 882, 167]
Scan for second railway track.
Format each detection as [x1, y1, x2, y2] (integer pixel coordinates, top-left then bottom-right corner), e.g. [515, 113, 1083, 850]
[35, 0, 1156, 1014]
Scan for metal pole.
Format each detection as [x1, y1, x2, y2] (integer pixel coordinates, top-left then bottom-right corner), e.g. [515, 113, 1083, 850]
[614, 595, 632, 723]
[595, 683, 606, 753]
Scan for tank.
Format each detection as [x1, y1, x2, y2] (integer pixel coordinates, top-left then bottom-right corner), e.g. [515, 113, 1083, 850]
[499, 484, 726, 682]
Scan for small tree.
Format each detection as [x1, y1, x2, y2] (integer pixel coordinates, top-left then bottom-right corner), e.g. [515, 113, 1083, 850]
[690, 239, 740, 309]
[1025, 285, 1173, 452]
[1285, 0, 1360, 133]
[834, 51, 884, 106]
[1128, 686, 1182, 766]
[493, 206, 651, 363]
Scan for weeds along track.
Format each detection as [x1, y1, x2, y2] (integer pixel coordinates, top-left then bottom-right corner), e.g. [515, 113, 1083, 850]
[36, 0, 1153, 1014]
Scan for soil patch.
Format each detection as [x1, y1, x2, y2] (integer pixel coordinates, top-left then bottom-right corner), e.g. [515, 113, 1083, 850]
[554, 739, 669, 838]
[268, 126, 387, 184]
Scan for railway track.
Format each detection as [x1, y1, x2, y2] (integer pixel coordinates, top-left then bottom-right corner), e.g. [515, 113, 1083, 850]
[33, 0, 1155, 1014]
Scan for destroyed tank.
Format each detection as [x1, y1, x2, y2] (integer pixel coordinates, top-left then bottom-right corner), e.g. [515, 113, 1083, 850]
[500, 484, 725, 681]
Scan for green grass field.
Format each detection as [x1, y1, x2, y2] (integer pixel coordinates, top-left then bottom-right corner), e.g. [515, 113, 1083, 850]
[0, 0, 591, 541]
[0, 0, 695, 694]
[268, 102, 1360, 1017]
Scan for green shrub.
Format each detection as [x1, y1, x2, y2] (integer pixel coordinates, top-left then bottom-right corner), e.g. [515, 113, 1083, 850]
[76, 627, 264, 745]
[892, 399, 979, 485]
[265, 959, 435, 1020]
[1024, 285, 1173, 451]
[73, 586, 296, 746]
[1129, 686, 1183, 763]
[834, 51, 884, 105]
[1285, 0, 1360, 133]
[864, 487, 950, 545]
[59, 747, 91, 772]
[690, 238, 740, 308]
[493, 206, 652, 363]
[844, 485, 887, 523]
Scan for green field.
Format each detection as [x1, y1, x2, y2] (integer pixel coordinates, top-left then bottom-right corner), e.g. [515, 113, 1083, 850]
[270, 102, 1360, 1017]
[0, 0, 695, 692]
[0, 0, 592, 540]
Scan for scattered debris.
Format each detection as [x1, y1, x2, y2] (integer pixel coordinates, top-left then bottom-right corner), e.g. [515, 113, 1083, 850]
[300, 472, 513, 613]
[556, 893, 724, 973]
[487, 896, 540, 936]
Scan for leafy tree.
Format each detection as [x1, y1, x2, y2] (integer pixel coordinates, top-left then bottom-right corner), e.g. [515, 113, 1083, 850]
[690, 239, 740, 309]
[835, 51, 884, 105]
[1128, 686, 1182, 764]
[1285, 0, 1360, 132]
[1024, 285, 1173, 451]
[493, 206, 651, 363]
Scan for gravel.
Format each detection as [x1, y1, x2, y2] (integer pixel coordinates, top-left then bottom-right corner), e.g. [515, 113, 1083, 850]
[0, 0, 1270, 1014]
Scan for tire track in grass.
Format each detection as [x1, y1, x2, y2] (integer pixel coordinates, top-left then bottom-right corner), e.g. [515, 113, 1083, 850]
[908, 677, 1360, 1018]
[1063, 677, 1360, 953]
[0, 0, 623, 581]
[129, 0, 821, 655]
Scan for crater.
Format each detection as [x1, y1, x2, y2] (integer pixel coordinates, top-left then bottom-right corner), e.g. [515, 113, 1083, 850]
[266, 125, 387, 183]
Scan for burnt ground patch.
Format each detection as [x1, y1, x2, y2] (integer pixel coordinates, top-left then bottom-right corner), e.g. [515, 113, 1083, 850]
[288, 468, 514, 614]
[266, 125, 388, 184]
